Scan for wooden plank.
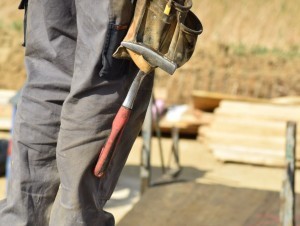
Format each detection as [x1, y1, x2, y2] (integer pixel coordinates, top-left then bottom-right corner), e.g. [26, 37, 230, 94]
[211, 115, 288, 133]
[212, 146, 285, 166]
[216, 101, 300, 121]
[0, 90, 16, 104]
[0, 132, 11, 139]
[280, 122, 296, 226]
[199, 100, 300, 166]
[210, 143, 286, 157]
[209, 122, 287, 137]
[0, 104, 12, 118]
[204, 116, 300, 141]
[200, 127, 286, 151]
[118, 183, 300, 226]
[0, 119, 12, 131]
[192, 91, 269, 111]
[271, 96, 300, 105]
[219, 100, 300, 113]
[0, 90, 15, 131]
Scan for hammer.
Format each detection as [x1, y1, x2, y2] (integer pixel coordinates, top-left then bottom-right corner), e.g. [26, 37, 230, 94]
[94, 70, 148, 177]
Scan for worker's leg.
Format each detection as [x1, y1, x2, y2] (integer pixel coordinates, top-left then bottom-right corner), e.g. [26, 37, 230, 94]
[0, 0, 76, 225]
[48, 0, 153, 225]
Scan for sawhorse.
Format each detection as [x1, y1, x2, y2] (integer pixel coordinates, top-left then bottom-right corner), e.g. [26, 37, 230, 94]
[140, 96, 182, 194]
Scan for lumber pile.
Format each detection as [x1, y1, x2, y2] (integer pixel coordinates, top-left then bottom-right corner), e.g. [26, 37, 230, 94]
[199, 99, 300, 166]
[0, 90, 16, 137]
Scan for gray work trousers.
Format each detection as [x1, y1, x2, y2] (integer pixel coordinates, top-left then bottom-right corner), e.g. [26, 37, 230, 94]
[0, 0, 153, 225]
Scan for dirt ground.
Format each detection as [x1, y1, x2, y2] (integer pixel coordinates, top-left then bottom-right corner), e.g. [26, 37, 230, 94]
[0, 0, 26, 90]
[1, 137, 299, 224]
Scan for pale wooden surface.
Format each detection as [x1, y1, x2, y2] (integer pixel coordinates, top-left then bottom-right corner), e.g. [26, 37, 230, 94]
[200, 99, 300, 166]
[0, 177, 5, 200]
[216, 100, 300, 121]
[0, 89, 15, 131]
[0, 132, 10, 139]
[192, 90, 269, 111]
[0, 90, 16, 104]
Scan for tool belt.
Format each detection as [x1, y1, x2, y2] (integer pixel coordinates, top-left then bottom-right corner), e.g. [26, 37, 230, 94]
[113, 0, 203, 74]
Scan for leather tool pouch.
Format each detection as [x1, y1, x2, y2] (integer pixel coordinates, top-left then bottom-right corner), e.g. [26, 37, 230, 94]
[113, 0, 203, 74]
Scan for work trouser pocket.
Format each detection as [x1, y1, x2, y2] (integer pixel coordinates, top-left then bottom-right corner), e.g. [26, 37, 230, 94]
[99, 23, 130, 80]
[99, 0, 134, 80]
[18, 0, 28, 47]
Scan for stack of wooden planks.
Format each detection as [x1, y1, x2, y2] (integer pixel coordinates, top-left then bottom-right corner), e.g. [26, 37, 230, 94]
[0, 89, 16, 139]
[199, 99, 300, 166]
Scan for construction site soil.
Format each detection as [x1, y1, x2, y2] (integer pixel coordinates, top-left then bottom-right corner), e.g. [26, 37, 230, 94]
[1, 0, 300, 104]
[1, 2, 300, 223]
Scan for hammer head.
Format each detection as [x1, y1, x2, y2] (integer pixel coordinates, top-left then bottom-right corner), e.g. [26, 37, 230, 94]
[121, 41, 177, 75]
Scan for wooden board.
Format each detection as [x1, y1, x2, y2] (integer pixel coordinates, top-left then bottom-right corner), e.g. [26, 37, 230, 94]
[0, 119, 11, 131]
[192, 91, 269, 111]
[198, 99, 300, 166]
[0, 90, 16, 104]
[118, 182, 300, 226]
[200, 127, 300, 155]
[0, 90, 15, 131]
[209, 115, 290, 136]
[211, 145, 286, 166]
[0, 105, 12, 130]
[0, 104, 12, 119]
[0, 132, 11, 139]
[271, 96, 300, 105]
[216, 101, 300, 122]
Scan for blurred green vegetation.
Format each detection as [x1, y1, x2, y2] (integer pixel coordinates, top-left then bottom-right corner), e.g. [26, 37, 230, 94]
[230, 44, 300, 59]
[10, 20, 23, 32]
[0, 19, 23, 33]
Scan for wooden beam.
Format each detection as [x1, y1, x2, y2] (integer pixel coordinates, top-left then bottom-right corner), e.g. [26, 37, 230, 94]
[0, 104, 13, 118]
[0, 90, 16, 104]
[212, 147, 285, 166]
[216, 101, 300, 122]
[0, 119, 12, 131]
[280, 122, 296, 226]
[192, 91, 269, 111]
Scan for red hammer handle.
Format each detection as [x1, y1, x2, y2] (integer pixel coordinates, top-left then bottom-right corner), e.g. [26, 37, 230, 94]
[94, 106, 131, 177]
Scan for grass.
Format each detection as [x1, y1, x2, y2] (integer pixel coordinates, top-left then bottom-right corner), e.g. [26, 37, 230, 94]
[0, 19, 23, 33]
[230, 44, 300, 59]
[10, 20, 23, 32]
[231, 43, 247, 56]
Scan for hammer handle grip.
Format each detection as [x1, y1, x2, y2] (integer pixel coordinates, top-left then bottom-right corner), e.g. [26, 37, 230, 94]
[94, 106, 131, 177]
